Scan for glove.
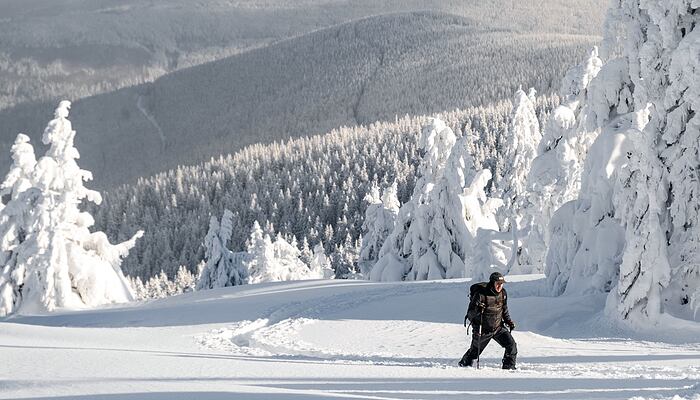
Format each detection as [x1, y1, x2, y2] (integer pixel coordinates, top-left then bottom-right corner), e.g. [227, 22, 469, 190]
[506, 320, 516, 331]
[475, 301, 486, 309]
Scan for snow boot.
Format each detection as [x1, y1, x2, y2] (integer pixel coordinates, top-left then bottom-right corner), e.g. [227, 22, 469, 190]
[502, 355, 516, 370]
[458, 358, 474, 367]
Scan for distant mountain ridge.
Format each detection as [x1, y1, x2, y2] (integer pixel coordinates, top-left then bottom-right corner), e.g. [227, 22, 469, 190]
[0, 0, 607, 112]
[0, 11, 598, 187]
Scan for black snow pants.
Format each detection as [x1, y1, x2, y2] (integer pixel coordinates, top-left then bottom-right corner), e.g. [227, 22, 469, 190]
[460, 326, 517, 368]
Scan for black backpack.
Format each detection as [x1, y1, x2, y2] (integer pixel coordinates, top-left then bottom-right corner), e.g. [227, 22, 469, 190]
[464, 282, 487, 325]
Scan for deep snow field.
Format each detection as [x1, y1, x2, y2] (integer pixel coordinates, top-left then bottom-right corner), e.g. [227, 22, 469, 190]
[1, 275, 698, 400]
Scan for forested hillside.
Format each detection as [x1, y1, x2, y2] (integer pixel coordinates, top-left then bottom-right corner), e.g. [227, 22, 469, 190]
[0, 0, 606, 111]
[0, 9, 601, 188]
[93, 95, 559, 279]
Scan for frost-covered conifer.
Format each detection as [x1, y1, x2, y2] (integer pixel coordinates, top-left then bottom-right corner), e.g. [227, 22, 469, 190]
[0, 101, 143, 316]
[158, 270, 177, 297]
[525, 48, 603, 270]
[0, 134, 36, 200]
[545, 113, 632, 297]
[649, 2, 700, 320]
[497, 88, 541, 229]
[358, 182, 399, 277]
[197, 210, 248, 290]
[243, 221, 274, 283]
[331, 244, 352, 279]
[299, 237, 313, 267]
[358, 183, 381, 275]
[546, 0, 700, 322]
[309, 242, 333, 279]
[495, 88, 540, 270]
[144, 272, 167, 299]
[421, 136, 476, 279]
[472, 226, 526, 282]
[174, 265, 196, 293]
[462, 170, 506, 278]
[371, 118, 455, 281]
[131, 266, 196, 300]
[0, 135, 39, 311]
[129, 276, 147, 300]
[610, 116, 670, 320]
[371, 118, 507, 281]
[246, 223, 313, 284]
[544, 5, 641, 299]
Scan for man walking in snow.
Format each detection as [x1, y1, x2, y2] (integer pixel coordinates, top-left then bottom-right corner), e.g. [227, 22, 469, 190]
[459, 272, 517, 369]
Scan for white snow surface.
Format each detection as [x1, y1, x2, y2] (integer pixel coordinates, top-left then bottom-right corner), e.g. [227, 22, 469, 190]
[0, 274, 698, 400]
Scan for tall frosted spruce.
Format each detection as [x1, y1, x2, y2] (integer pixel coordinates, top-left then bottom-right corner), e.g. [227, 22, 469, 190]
[497, 88, 541, 230]
[197, 209, 248, 290]
[371, 118, 502, 281]
[545, 0, 700, 322]
[245, 221, 316, 283]
[370, 118, 456, 281]
[610, 0, 699, 321]
[0, 101, 143, 316]
[493, 87, 541, 271]
[525, 48, 602, 270]
[358, 182, 399, 277]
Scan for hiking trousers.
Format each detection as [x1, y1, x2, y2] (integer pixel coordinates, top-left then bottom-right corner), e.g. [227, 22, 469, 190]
[460, 325, 517, 368]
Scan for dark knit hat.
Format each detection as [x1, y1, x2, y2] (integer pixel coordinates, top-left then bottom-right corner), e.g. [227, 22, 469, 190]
[489, 272, 506, 283]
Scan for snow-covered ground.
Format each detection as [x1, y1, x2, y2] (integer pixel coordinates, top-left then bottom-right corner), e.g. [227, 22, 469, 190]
[1, 275, 698, 399]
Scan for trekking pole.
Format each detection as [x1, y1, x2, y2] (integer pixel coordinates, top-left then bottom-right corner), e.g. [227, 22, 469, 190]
[476, 306, 484, 369]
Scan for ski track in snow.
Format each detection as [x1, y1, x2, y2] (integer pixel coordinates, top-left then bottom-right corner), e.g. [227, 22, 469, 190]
[196, 281, 444, 357]
[193, 279, 700, 400]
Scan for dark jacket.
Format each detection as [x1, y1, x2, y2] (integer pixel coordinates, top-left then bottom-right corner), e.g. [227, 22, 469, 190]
[466, 282, 512, 334]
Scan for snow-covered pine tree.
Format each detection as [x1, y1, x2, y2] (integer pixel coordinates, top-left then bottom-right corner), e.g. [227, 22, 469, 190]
[358, 182, 399, 277]
[462, 169, 506, 279]
[0, 134, 39, 313]
[358, 183, 381, 276]
[331, 243, 352, 279]
[0, 101, 143, 316]
[246, 222, 313, 284]
[158, 270, 177, 297]
[243, 221, 274, 283]
[288, 233, 316, 280]
[144, 272, 167, 299]
[525, 48, 603, 270]
[543, 7, 640, 298]
[610, 112, 670, 320]
[609, 0, 699, 321]
[472, 224, 530, 282]
[545, 107, 633, 298]
[309, 242, 333, 279]
[370, 118, 456, 281]
[421, 135, 476, 279]
[174, 265, 196, 293]
[131, 267, 196, 300]
[128, 275, 147, 300]
[649, 1, 700, 320]
[546, 0, 700, 322]
[196, 209, 248, 290]
[0, 134, 36, 200]
[299, 237, 313, 267]
[492, 88, 541, 273]
[497, 88, 541, 231]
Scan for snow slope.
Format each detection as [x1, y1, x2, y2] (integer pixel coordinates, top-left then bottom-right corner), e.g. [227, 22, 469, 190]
[1, 275, 697, 399]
